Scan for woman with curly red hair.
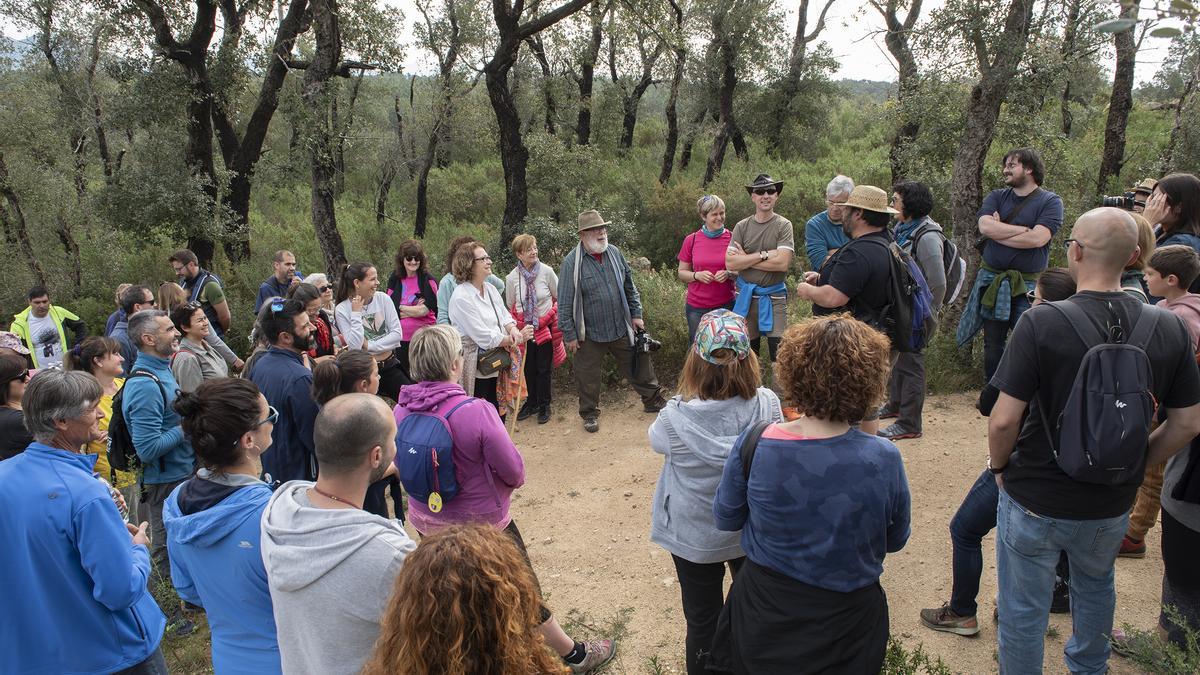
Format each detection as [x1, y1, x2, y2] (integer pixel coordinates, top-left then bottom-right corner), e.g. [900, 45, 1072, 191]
[362, 524, 568, 675]
[709, 314, 912, 674]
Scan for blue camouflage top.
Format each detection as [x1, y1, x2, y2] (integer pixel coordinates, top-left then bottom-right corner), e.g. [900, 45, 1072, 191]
[714, 425, 911, 592]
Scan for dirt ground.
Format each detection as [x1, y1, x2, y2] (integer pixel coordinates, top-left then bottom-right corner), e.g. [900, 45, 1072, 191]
[486, 390, 1163, 674]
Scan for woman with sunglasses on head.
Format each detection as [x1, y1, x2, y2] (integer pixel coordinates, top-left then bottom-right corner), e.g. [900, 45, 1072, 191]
[171, 302, 229, 393]
[386, 240, 439, 381]
[159, 282, 244, 372]
[678, 195, 736, 342]
[164, 378, 281, 673]
[335, 263, 408, 401]
[0, 350, 33, 460]
[288, 282, 339, 361]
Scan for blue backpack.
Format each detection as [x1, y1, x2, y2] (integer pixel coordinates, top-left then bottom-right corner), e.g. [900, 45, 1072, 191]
[395, 398, 475, 513]
[850, 236, 936, 352]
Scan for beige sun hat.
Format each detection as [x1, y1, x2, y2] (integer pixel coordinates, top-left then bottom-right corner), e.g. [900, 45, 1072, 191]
[577, 209, 611, 232]
[843, 185, 898, 214]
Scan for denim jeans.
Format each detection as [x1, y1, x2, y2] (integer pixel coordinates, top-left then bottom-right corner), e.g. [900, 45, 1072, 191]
[949, 469, 999, 617]
[685, 302, 735, 344]
[996, 490, 1127, 675]
[113, 648, 168, 675]
[983, 295, 1030, 381]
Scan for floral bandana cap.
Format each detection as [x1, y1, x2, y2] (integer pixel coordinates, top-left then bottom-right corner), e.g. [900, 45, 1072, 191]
[693, 309, 750, 365]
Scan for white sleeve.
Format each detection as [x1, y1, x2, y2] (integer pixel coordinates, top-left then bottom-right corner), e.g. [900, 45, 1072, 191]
[369, 293, 406, 352]
[505, 269, 517, 309]
[449, 286, 507, 351]
[334, 301, 365, 350]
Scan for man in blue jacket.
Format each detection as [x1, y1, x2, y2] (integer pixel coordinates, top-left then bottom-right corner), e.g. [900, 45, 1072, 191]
[249, 297, 321, 483]
[0, 370, 166, 674]
[123, 309, 196, 633]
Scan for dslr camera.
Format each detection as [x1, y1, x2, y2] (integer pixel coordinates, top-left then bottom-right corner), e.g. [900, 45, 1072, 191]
[633, 328, 662, 354]
[1101, 192, 1138, 211]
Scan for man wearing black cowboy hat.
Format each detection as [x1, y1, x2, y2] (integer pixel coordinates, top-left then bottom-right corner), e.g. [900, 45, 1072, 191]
[726, 174, 794, 370]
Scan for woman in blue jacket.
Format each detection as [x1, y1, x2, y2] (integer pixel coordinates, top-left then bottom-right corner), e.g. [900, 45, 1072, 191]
[164, 378, 281, 673]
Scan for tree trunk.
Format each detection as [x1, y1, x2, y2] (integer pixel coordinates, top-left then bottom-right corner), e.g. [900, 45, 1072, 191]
[304, 0, 348, 278]
[0, 153, 49, 288]
[703, 36, 738, 186]
[1161, 51, 1200, 174]
[1096, 3, 1138, 197]
[525, 36, 558, 135]
[658, 0, 685, 187]
[377, 97, 404, 227]
[55, 210, 82, 289]
[1058, 0, 1081, 136]
[877, 0, 923, 185]
[766, 0, 834, 154]
[949, 0, 1037, 302]
[574, 0, 606, 146]
[680, 105, 707, 172]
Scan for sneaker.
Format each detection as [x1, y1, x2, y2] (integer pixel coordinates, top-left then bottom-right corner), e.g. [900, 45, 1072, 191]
[643, 394, 667, 413]
[583, 417, 599, 433]
[878, 423, 922, 440]
[919, 603, 980, 637]
[878, 404, 899, 420]
[568, 639, 617, 673]
[167, 615, 197, 637]
[517, 401, 537, 421]
[1050, 580, 1071, 614]
[537, 404, 551, 425]
[1118, 535, 1146, 558]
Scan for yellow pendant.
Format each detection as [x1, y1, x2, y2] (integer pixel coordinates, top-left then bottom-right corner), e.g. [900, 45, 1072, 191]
[428, 492, 443, 513]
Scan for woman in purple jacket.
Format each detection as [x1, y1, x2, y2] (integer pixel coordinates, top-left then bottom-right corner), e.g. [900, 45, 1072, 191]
[394, 324, 615, 674]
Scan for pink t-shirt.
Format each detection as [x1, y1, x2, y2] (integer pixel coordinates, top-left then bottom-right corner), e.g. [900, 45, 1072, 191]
[678, 229, 735, 308]
[397, 275, 438, 341]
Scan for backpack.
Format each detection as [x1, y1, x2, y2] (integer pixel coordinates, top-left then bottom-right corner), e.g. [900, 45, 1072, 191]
[849, 236, 936, 353]
[738, 421, 772, 482]
[1035, 301, 1159, 485]
[107, 370, 168, 474]
[911, 221, 967, 305]
[395, 398, 477, 513]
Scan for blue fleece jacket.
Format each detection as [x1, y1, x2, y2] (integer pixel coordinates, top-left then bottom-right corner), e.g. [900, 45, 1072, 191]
[122, 351, 195, 484]
[804, 210, 849, 271]
[0, 443, 165, 674]
[165, 473, 280, 674]
[249, 348, 320, 483]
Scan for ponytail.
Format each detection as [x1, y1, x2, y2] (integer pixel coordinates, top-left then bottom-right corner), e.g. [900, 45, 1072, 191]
[311, 349, 377, 405]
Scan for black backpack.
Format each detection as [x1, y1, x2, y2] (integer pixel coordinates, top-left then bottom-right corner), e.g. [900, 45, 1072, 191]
[845, 236, 935, 353]
[1036, 301, 1158, 485]
[910, 221, 967, 305]
[107, 370, 168, 474]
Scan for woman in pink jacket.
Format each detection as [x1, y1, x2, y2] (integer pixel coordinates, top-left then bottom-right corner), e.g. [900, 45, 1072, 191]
[394, 325, 615, 674]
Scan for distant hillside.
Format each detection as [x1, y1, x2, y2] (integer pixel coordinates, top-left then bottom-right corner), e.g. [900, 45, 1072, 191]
[836, 79, 897, 103]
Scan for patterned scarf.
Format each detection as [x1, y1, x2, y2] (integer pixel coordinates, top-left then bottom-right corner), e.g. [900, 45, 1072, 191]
[519, 261, 540, 324]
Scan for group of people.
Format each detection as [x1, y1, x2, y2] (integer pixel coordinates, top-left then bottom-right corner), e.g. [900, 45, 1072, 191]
[1, 157, 1200, 674]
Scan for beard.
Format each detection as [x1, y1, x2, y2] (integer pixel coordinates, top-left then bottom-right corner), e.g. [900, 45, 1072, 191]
[368, 453, 393, 483]
[290, 331, 312, 351]
[582, 237, 609, 255]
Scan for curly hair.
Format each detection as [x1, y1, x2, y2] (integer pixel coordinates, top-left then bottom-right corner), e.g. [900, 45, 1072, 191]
[362, 524, 568, 675]
[776, 315, 891, 423]
[452, 243, 485, 283]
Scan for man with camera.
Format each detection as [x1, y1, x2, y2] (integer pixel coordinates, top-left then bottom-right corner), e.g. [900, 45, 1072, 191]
[558, 210, 667, 433]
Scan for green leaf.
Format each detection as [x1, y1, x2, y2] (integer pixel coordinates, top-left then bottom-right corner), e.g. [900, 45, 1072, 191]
[1150, 27, 1184, 38]
[1170, 0, 1196, 14]
[1095, 18, 1138, 33]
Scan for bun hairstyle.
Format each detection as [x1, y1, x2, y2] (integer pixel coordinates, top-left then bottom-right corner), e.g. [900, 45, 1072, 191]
[173, 378, 264, 470]
[66, 336, 122, 375]
[311, 350, 376, 405]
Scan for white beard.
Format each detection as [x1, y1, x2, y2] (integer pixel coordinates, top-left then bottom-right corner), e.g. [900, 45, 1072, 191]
[582, 238, 609, 255]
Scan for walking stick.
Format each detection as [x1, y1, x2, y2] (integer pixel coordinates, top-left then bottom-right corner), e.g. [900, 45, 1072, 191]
[507, 343, 527, 437]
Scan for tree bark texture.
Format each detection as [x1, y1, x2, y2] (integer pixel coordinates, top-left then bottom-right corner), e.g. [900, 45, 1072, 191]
[704, 12, 740, 186]
[1161, 50, 1200, 174]
[0, 153, 49, 288]
[875, 0, 922, 185]
[303, 0, 348, 279]
[609, 29, 662, 149]
[573, 0, 608, 146]
[525, 35, 559, 135]
[766, 0, 835, 154]
[1058, 0, 1081, 136]
[1096, 3, 1138, 197]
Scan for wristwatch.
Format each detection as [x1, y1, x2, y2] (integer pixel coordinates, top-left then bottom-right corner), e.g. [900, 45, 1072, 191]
[987, 456, 1007, 475]
[759, 250, 769, 261]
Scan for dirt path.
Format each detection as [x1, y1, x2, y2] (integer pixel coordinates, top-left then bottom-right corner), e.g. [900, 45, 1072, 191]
[494, 391, 1161, 674]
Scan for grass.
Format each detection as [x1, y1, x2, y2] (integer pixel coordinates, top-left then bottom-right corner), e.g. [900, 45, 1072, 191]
[883, 636, 953, 675]
[560, 606, 636, 674]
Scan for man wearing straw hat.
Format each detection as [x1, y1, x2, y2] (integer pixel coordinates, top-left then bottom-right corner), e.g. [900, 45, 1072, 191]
[558, 210, 667, 433]
[795, 184, 899, 434]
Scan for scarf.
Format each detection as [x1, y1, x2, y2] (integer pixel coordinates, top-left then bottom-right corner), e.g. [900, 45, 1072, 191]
[519, 261, 540, 325]
[700, 225, 726, 239]
[894, 217, 924, 248]
[309, 311, 332, 357]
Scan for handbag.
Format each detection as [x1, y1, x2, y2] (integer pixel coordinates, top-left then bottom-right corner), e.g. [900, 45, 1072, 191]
[476, 289, 513, 377]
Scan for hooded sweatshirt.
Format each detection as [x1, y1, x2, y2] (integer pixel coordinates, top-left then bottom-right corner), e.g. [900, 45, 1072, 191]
[394, 380, 526, 534]
[649, 389, 783, 564]
[164, 471, 279, 674]
[260, 481, 416, 675]
[1159, 293, 1200, 352]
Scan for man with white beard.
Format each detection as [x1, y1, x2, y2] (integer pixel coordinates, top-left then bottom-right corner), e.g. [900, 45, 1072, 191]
[558, 209, 667, 433]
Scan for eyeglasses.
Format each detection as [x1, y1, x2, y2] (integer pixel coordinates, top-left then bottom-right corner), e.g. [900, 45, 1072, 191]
[404, 256, 421, 263]
[753, 189, 778, 196]
[826, 199, 847, 207]
[254, 406, 279, 429]
[1064, 238, 1083, 253]
[474, 256, 492, 263]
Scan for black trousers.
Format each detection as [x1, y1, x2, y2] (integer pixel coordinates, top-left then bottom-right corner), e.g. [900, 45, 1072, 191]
[672, 555, 745, 675]
[524, 340, 553, 407]
[364, 475, 404, 523]
[1160, 507, 1200, 647]
[474, 375, 500, 413]
[377, 357, 410, 402]
[503, 520, 553, 623]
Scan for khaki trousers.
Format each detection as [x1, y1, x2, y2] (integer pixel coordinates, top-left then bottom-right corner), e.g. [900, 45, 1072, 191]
[574, 337, 661, 419]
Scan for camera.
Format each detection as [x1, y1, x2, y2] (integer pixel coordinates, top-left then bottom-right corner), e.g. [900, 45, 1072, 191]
[633, 328, 662, 354]
[1101, 192, 1138, 210]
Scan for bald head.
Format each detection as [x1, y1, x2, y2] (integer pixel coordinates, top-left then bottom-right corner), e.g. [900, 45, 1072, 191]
[314, 393, 396, 475]
[1072, 207, 1139, 273]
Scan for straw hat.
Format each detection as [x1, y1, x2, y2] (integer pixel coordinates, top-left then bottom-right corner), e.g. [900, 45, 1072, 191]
[577, 209, 611, 232]
[842, 185, 898, 214]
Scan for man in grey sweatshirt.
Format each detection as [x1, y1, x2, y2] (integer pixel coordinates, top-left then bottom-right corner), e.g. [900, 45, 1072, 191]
[260, 394, 415, 675]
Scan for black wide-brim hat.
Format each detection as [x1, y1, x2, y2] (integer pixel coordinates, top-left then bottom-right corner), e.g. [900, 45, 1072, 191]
[745, 173, 784, 193]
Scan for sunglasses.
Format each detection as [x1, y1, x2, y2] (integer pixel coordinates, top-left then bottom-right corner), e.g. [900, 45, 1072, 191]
[6, 370, 30, 385]
[268, 298, 302, 315]
[752, 188, 778, 196]
[317, 285, 331, 293]
[1026, 290, 1038, 304]
[404, 256, 421, 263]
[254, 405, 280, 428]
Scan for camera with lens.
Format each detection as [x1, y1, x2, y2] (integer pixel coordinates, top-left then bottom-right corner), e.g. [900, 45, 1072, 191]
[1101, 192, 1137, 211]
[633, 328, 662, 354]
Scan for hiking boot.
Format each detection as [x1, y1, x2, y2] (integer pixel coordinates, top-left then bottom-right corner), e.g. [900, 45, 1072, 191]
[919, 603, 980, 637]
[1050, 580, 1071, 614]
[567, 639, 617, 674]
[643, 393, 667, 413]
[537, 403, 551, 425]
[517, 401, 537, 421]
[583, 417, 599, 433]
[166, 615, 196, 637]
[877, 404, 899, 420]
[878, 423, 922, 441]
[1118, 535, 1146, 558]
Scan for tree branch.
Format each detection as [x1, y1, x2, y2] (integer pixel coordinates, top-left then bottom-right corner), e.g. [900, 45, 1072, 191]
[284, 58, 382, 77]
[804, 0, 836, 42]
[517, 0, 593, 39]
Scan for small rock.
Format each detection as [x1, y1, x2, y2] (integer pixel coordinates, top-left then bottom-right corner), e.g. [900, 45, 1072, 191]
[661, 577, 675, 586]
[543, 537, 555, 545]
[623, 491, 633, 497]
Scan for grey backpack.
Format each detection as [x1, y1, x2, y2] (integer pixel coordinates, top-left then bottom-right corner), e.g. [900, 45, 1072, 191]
[1036, 301, 1158, 485]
